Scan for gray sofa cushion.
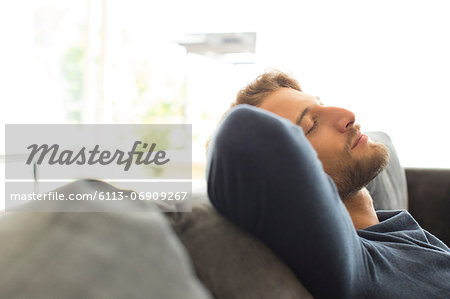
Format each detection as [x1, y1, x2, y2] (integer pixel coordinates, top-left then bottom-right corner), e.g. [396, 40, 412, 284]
[166, 188, 313, 299]
[0, 180, 211, 299]
[366, 131, 408, 210]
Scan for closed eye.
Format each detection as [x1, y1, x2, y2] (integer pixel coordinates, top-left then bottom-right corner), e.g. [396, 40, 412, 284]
[306, 118, 318, 135]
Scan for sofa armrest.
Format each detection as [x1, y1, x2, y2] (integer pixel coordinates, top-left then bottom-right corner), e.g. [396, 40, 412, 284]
[405, 168, 450, 246]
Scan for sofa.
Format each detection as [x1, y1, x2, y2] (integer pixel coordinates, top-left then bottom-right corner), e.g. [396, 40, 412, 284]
[0, 132, 448, 298]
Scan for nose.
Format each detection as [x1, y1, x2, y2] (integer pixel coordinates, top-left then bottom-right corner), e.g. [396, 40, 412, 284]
[323, 107, 356, 133]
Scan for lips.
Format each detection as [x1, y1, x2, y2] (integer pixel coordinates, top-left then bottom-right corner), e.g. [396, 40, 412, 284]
[352, 132, 363, 149]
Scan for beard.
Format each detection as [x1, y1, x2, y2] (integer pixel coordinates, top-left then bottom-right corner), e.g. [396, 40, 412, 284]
[323, 132, 390, 200]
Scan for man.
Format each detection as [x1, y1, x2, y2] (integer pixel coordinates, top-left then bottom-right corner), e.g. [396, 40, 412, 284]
[206, 70, 450, 298]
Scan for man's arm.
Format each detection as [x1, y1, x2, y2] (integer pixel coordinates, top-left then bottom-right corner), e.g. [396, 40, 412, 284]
[206, 105, 365, 298]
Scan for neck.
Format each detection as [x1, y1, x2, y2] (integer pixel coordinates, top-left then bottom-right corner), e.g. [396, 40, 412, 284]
[343, 188, 379, 230]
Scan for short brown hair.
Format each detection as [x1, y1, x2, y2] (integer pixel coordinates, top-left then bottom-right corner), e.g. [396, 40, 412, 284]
[206, 70, 302, 151]
[232, 69, 302, 108]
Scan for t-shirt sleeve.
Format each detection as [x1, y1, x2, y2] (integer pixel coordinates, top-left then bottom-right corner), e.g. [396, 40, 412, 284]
[206, 105, 365, 298]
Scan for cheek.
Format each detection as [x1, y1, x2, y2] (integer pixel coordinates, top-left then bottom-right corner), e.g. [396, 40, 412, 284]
[307, 133, 352, 171]
[307, 134, 340, 160]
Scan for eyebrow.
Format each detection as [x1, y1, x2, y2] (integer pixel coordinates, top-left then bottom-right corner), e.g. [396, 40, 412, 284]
[295, 96, 322, 126]
[295, 106, 311, 126]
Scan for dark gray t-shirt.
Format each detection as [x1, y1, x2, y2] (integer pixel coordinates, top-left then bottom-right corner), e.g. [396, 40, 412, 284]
[359, 210, 450, 297]
[207, 105, 450, 298]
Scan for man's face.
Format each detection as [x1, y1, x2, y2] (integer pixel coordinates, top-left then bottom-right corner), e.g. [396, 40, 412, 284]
[259, 88, 389, 199]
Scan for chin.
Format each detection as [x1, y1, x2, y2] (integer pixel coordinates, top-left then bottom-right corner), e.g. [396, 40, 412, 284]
[367, 141, 390, 175]
[328, 141, 390, 200]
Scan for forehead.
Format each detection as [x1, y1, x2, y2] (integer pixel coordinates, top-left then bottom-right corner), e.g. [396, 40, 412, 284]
[259, 88, 318, 123]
